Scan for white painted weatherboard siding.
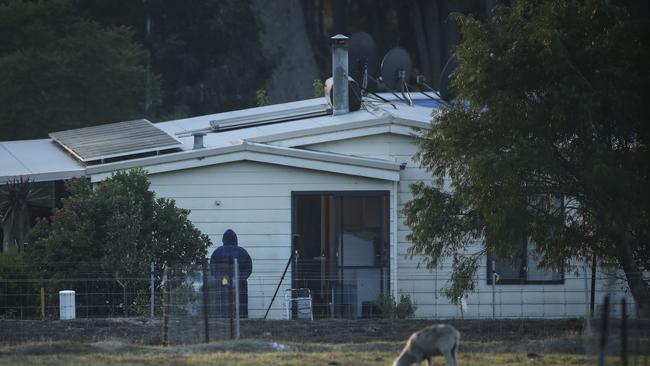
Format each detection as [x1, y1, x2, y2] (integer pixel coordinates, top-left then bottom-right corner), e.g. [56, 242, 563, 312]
[147, 161, 392, 319]
[302, 133, 636, 318]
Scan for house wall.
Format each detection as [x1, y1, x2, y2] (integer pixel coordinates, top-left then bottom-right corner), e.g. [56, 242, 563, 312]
[147, 161, 392, 319]
[303, 133, 636, 318]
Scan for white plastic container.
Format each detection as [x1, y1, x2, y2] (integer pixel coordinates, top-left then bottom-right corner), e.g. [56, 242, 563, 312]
[59, 290, 76, 320]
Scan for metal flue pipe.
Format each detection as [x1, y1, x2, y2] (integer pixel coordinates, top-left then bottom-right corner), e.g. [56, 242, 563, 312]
[331, 34, 349, 115]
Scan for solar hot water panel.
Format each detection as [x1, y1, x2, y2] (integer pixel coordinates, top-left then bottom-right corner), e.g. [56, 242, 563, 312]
[49, 119, 182, 163]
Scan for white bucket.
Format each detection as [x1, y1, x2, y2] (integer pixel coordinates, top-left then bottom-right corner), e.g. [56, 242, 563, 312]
[59, 290, 76, 320]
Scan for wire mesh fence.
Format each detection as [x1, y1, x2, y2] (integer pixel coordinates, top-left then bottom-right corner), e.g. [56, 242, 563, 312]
[0, 263, 158, 320]
[1, 258, 649, 362]
[0, 260, 646, 321]
[586, 296, 650, 366]
[163, 263, 235, 344]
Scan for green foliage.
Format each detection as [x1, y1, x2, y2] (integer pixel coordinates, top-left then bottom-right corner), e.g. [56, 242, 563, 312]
[312, 79, 324, 98]
[376, 293, 417, 319]
[28, 170, 210, 274]
[0, 178, 51, 253]
[442, 255, 479, 305]
[0, 0, 161, 140]
[74, 0, 270, 117]
[26, 170, 210, 315]
[256, 89, 270, 107]
[0, 250, 40, 318]
[403, 0, 650, 313]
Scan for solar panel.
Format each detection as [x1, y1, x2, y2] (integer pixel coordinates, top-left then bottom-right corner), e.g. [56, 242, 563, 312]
[49, 119, 182, 163]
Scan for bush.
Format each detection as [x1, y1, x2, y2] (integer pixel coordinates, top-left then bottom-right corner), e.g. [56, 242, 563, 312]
[25, 169, 211, 316]
[376, 293, 417, 319]
[0, 250, 41, 318]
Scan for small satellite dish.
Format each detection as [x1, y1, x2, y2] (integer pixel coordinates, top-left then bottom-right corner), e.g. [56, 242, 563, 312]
[348, 32, 379, 92]
[380, 47, 412, 92]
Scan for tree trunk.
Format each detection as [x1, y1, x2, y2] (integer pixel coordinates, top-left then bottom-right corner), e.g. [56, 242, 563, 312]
[618, 243, 650, 318]
[16, 204, 27, 253]
[249, 0, 320, 103]
[1, 219, 13, 253]
[424, 0, 444, 90]
[411, 0, 432, 83]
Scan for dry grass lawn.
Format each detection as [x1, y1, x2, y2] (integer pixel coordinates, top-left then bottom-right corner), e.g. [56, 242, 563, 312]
[0, 341, 621, 366]
[0, 351, 598, 366]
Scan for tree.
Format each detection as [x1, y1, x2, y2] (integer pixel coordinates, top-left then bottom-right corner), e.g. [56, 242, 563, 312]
[27, 170, 210, 313]
[74, 0, 270, 117]
[0, 178, 50, 253]
[403, 0, 649, 315]
[0, 0, 161, 140]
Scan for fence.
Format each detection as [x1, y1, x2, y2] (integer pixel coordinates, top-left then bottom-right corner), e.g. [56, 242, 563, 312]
[163, 261, 238, 344]
[1, 259, 649, 365]
[587, 295, 650, 366]
[0, 260, 646, 321]
[0, 262, 158, 320]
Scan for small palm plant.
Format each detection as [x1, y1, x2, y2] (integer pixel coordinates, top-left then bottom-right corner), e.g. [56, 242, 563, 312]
[0, 178, 51, 253]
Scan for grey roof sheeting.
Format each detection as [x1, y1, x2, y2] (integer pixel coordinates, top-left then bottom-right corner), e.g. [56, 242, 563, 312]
[49, 119, 182, 162]
[1, 95, 437, 183]
[0, 139, 84, 183]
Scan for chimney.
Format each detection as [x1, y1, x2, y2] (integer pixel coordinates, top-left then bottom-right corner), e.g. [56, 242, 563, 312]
[331, 34, 349, 115]
[192, 132, 206, 149]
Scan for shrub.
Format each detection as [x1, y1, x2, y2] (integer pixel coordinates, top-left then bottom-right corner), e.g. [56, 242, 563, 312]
[376, 293, 417, 319]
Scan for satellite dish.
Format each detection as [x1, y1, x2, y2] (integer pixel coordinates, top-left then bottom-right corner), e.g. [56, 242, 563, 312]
[380, 47, 412, 92]
[324, 77, 361, 112]
[348, 32, 379, 92]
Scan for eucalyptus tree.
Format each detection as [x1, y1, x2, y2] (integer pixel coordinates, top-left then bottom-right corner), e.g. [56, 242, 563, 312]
[404, 0, 649, 315]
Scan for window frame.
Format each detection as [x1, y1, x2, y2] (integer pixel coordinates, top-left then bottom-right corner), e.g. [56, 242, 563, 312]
[486, 240, 564, 285]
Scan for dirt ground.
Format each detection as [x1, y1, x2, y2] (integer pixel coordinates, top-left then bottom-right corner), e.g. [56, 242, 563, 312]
[241, 318, 584, 343]
[0, 317, 584, 345]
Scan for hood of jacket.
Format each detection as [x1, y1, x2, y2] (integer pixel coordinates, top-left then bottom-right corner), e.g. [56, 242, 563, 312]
[222, 229, 238, 246]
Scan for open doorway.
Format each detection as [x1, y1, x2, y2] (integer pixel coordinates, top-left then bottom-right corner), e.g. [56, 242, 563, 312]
[292, 192, 389, 318]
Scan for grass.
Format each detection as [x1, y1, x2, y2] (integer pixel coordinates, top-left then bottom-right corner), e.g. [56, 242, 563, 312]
[0, 340, 624, 366]
[0, 351, 596, 366]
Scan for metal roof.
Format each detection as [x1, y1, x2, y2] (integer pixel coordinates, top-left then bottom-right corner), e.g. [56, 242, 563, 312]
[1, 96, 437, 183]
[49, 119, 182, 163]
[209, 102, 329, 132]
[0, 139, 84, 183]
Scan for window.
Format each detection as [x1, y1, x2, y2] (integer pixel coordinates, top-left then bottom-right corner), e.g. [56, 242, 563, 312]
[487, 240, 563, 284]
[486, 192, 565, 284]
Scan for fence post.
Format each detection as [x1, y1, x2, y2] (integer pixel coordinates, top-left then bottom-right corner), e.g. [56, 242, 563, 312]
[520, 288, 524, 318]
[621, 297, 627, 366]
[201, 260, 210, 343]
[598, 295, 610, 366]
[590, 255, 597, 319]
[162, 267, 170, 346]
[492, 260, 496, 319]
[234, 258, 240, 340]
[582, 264, 591, 332]
[228, 257, 234, 339]
[40, 287, 45, 321]
[150, 262, 155, 318]
[542, 287, 546, 317]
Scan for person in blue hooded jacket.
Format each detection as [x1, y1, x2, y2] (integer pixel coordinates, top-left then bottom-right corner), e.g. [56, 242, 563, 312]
[209, 229, 252, 318]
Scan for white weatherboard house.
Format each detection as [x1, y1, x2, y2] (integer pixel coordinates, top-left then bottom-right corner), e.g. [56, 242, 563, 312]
[0, 93, 635, 319]
[0, 41, 635, 319]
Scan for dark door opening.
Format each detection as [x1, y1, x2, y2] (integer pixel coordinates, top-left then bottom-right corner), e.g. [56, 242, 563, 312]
[292, 192, 389, 318]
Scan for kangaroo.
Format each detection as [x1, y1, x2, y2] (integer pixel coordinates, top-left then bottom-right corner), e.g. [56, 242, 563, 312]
[393, 324, 460, 366]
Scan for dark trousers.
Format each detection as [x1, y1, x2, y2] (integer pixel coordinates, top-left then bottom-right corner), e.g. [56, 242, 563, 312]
[215, 280, 249, 319]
